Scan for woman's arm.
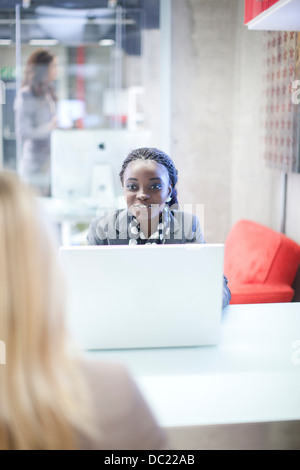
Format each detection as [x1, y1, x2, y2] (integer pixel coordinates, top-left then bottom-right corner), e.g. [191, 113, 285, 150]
[192, 213, 231, 309]
[222, 275, 231, 308]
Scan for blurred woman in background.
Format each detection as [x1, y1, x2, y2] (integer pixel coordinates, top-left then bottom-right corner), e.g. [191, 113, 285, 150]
[14, 49, 58, 197]
[0, 171, 167, 450]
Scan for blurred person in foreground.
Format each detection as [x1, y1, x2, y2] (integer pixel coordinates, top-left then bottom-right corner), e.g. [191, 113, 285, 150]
[0, 171, 168, 450]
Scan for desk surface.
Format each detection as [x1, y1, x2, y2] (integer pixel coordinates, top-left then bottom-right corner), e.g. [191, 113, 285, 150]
[88, 302, 300, 428]
[38, 197, 101, 223]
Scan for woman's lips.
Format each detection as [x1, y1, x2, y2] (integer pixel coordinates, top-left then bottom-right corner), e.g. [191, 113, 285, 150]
[134, 204, 151, 209]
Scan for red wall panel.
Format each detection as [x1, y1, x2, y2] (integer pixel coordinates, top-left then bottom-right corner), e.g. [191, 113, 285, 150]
[244, 0, 281, 24]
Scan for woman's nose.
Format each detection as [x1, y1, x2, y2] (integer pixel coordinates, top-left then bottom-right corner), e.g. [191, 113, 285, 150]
[137, 190, 150, 200]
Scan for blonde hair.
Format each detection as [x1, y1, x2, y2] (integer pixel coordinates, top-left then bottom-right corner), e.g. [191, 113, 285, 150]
[0, 172, 97, 449]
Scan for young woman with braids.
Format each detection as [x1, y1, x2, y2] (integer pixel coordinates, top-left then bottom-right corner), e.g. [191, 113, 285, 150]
[87, 147, 231, 309]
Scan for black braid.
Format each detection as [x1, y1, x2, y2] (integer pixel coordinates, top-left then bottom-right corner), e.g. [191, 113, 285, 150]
[119, 147, 179, 206]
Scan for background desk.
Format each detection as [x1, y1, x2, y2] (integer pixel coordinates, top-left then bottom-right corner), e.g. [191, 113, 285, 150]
[38, 197, 97, 245]
[38, 197, 121, 245]
[89, 303, 300, 449]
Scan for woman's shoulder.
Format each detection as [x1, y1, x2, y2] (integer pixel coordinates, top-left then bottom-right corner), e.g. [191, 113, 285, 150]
[87, 208, 127, 244]
[170, 208, 204, 242]
[14, 85, 28, 103]
[90, 208, 126, 225]
[171, 208, 200, 225]
[15, 86, 37, 110]
[78, 357, 138, 426]
[78, 357, 168, 450]
[18, 85, 32, 98]
[80, 357, 133, 391]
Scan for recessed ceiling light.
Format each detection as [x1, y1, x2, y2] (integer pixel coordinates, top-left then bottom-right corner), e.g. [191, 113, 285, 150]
[98, 39, 115, 46]
[29, 39, 59, 46]
[0, 39, 12, 46]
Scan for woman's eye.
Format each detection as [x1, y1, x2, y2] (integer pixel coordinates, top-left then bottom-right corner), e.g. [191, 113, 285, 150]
[126, 184, 137, 190]
[151, 184, 162, 190]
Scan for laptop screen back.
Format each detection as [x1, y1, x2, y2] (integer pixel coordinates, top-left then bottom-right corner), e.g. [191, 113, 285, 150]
[59, 244, 224, 350]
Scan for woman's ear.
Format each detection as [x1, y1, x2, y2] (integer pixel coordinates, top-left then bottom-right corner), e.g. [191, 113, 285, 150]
[165, 185, 172, 203]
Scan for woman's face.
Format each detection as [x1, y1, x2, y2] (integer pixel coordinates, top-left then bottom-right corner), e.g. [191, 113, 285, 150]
[47, 56, 58, 82]
[123, 160, 172, 221]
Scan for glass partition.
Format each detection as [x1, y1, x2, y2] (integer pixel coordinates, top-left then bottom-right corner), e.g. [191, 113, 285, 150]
[0, 1, 168, 244]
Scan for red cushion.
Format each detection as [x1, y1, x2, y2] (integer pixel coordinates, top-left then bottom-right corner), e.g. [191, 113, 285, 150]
[224, 219, 300, 304]
[224, 220, 300, 283]
[224, 220, 281, 284]
[266, 234, 300, 285]
[228, 283, 294, 304]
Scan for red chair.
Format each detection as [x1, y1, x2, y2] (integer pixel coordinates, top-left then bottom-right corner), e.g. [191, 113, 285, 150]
[224, 219, 300, 304]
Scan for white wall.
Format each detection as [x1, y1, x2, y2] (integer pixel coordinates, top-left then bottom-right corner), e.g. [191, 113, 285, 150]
[230, 1, 282, 234]
[171, 0, 299, 244]
[171, 0, 237, 243]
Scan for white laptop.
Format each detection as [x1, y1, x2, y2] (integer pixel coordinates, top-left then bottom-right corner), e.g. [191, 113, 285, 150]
[59, 244, 224, 350]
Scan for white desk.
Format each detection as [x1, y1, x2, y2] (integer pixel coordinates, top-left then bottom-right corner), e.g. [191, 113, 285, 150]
[89, 302, 300, 442]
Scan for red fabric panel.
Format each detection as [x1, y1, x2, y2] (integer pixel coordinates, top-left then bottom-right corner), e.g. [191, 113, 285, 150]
[76, 46, 85, 129]
[266, 233, 300, 285]
[228, 283, 294, 304]
[224, 219, 300, 304]
[244, 0, 280, 24]
[224, 220, 281, 284]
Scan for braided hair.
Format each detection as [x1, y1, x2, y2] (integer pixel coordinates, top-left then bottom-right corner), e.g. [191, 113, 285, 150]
[119, 147, 179, 207]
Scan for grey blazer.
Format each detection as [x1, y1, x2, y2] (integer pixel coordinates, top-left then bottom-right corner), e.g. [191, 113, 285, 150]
[87, 208, 231, 308]
[14, 86, 56, 170]
[14, 86, 56, 196]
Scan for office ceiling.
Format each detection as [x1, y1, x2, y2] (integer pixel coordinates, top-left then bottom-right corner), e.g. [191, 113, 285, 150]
[0, 1, 150, 9]
[0, 0, 160, 54]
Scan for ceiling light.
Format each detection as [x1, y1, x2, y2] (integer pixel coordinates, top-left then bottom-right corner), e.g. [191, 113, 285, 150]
[0, 39, 12, 46]
[29, 39, 59, 46]
[98, 39, 115, 46]
[22, 0, 31, 8]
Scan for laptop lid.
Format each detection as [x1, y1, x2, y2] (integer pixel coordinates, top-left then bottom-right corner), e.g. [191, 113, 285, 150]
[59, 244, 224, 350]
